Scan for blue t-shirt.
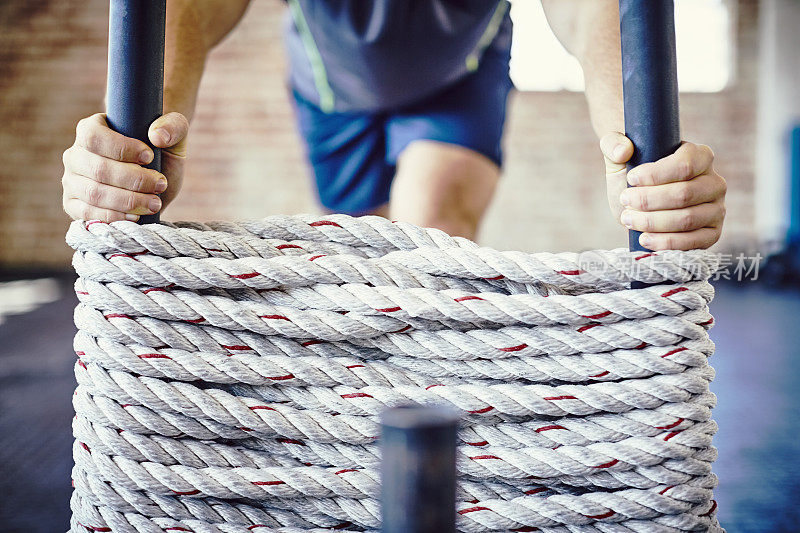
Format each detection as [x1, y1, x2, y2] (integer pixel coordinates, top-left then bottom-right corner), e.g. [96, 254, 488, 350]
[283, 0, 512, 113]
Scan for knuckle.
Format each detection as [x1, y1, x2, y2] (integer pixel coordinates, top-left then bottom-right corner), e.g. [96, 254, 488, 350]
[679, 211, 695, 231]
[83, 129, 101, 153]
[79, 203, 92, 221]
[674, 183, 692, 206]
[85, 183, 102, 205]
[113, 142, 126, 161]
[679, 142, 694, 159]
[661, 235, 676, 250]
[131, 173, 146, 193]
[636, 190, 649, 211]
[76, 119, 96, 147]
[91, 157, 109, 181]
[640, 214, 654, 232]
[121, 192, 138, 212]
[718, 174, 728, 196]
[677, 159, 693, 179]
[75, 117, 88, 135]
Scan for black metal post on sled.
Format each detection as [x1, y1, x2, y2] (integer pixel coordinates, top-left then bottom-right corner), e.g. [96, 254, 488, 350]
[380, 406, 459, 533]
[619, 0, 682, 285]
[106, 0, 166, 224]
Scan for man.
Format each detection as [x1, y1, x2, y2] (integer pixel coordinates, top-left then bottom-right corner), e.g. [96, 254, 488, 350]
[61, 0, 726, 250]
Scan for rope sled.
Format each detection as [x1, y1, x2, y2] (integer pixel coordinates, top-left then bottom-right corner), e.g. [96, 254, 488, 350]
[67, 215, 722, 531]
[67, 1, 723, 531]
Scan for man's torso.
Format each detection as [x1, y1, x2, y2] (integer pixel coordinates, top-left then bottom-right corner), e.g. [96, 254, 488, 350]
[284, 0, 512, 112]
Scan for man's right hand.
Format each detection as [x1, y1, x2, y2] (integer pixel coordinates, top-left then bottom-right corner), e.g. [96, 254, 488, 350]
[62, 112, 189, 222]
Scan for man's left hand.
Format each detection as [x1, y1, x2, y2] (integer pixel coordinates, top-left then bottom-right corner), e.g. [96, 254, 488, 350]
[600, 132, 727, 250]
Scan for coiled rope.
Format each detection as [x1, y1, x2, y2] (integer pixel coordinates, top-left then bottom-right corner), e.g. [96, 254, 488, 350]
[66, 214, 722, 532]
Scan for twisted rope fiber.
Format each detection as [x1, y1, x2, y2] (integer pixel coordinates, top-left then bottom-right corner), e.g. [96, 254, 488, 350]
[67, 214, 722, 532]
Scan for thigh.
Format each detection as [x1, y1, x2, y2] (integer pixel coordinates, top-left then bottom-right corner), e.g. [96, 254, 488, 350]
[390, 141, 500, 239]
[292, 92, 393, 215]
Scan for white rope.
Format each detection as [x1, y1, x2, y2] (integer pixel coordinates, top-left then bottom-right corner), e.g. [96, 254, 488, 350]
[67, 215, 723, 532]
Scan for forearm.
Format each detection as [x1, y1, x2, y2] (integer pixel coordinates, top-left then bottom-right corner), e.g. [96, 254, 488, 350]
[542, 0, 623, 137]
[163, 0, 207, 122]
[163, 0, 251, 122]
[578, 2, 624, 137]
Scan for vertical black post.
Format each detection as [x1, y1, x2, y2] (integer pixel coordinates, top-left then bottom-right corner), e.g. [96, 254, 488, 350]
[381, 406, 459, 533]
[107, 0, 166, 224]
[619, 0, 681, 263]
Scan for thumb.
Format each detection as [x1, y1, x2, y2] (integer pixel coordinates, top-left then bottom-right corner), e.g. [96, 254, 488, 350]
[600, 131, 634, 177]
[148, 112, 190, 157]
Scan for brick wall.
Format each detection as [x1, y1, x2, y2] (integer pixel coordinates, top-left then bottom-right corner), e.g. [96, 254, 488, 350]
[0, 0, 758, 268]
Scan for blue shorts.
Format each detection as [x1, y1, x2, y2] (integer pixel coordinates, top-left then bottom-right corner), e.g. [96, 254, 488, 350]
[291, 47, 514, 214]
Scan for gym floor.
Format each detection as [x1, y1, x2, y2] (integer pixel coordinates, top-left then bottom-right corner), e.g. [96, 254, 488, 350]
[0, 276, 797, 532]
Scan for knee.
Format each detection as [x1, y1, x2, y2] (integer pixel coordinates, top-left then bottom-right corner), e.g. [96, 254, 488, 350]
[416, 202, 481, 240]
[390, 141, 500, 239]
[391, 171, 482, 238]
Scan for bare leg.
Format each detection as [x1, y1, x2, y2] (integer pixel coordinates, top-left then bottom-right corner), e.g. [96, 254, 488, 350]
[389, 140, 500, 240]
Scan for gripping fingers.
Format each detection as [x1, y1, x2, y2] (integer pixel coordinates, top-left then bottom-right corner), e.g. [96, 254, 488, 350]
[627, 142, 715, 186]
[63, 147, 167, 194]
[638, 227, 722, 251]
[76, 113, 153, 164]
[620, 172, 726, 212]
[620, 201, 725, 234]
[621, 201, 725, 250]
[63, 198, 132, 223]
[63, 173, 161, 216]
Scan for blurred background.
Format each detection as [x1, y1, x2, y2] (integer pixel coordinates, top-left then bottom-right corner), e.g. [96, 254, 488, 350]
[1, 0, 799, 531]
